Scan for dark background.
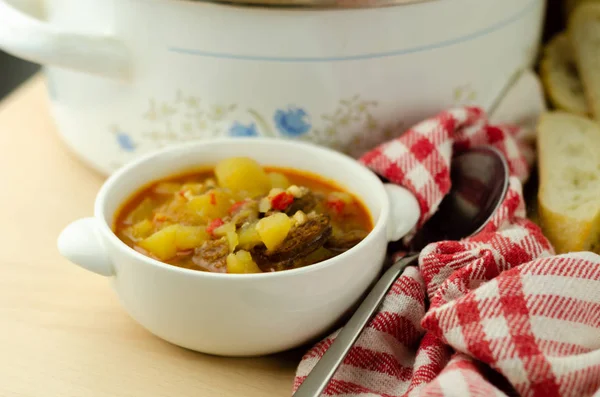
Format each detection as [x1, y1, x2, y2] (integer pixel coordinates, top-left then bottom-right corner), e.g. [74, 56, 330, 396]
[0, 52, 39, 99]
[0, 1, 566, 100]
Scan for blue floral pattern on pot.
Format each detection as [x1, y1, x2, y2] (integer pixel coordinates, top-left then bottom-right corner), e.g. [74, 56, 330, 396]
[111, 125, 136, 152]
[274, 106, 311, 136]
[116, 132, 136, 152]
[119, 92, 384, 164]
[228, 122, 259, 137]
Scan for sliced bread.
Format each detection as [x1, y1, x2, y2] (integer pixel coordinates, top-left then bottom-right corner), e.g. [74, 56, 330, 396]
[569, 3, 600, 121]
[540, 33, 589, 116]
[537, 111, 600, 253]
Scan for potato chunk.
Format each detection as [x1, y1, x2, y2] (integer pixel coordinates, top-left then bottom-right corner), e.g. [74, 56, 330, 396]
[255, 213, 292, 250]
[213, 222, 239, 252]
[268, 172, 290, 189]
[174, 225, 209, 250]
[237, 222, 262, 250]
[215, 157, 270, 197]
[131, 219, 154, 239]
[213, 222, 236, 237]
[139, 225, 177, 260]
[139, 224, 209, 260]
[226, 250, 261, 274]
[125, 197, 155, 224]
[226, 231, 239, 252]
[187, 189, 232, 220]
[154, 196, 205, 225]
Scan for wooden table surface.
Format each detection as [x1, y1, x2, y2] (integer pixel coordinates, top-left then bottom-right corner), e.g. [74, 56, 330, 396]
[0, 75, 302, 397]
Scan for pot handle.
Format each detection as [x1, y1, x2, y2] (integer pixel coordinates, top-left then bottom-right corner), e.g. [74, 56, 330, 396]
[383, 184, 420, 242]
[58, 217, 114, 277]
[0, 0, 131, 80]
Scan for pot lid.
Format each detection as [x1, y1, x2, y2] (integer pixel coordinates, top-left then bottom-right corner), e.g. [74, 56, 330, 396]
[193, 0, 434, 9]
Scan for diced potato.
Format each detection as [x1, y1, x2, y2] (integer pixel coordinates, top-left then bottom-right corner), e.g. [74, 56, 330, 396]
[139, 224, 209, 260]
[153, 182, 182, 195]
[215, 157, 270, 197]
[226, 250, 261, 274]
[292, 210, 308, 226]
[125, 197, 155, 224]
[174, 225, 209, 250]
[187, 189, 232, 220]
[259, 197, 271, 213]
[226, 231, 239, 252]
[154, 196, 205, 225]
[131, 219, 154, 239]
[211, 221, 240, 251]
[213, 222, 236, 237]
[139, 225, 178, 260]
[268, 172, 290, 189]
[255, 213, 292, 250]
[287, 185, 308, 198]
[237, 222, 262, 250]
[268, 188, 285, 198]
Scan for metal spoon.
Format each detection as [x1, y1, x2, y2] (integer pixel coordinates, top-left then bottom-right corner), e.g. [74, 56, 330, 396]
[293, 145, 509, 397]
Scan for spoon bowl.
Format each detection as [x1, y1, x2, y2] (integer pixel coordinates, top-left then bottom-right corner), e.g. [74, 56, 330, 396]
[410, 146, 509, 251]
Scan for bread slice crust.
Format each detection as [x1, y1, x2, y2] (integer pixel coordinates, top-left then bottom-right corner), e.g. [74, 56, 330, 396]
[537, 111, 600, 253]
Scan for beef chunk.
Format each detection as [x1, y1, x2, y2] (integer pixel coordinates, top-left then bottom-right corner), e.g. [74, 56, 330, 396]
[285, 192, 324, 215]
[192, 238, 229, 273]
[252, 213, 332, 266]
[325, 230, 369, 253]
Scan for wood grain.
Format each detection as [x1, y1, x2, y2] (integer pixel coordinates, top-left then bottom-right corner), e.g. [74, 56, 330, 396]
[0, 75, 301, 397]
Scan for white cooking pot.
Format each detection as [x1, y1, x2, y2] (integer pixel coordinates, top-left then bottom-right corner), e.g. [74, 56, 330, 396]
[0, 0, 545, 175]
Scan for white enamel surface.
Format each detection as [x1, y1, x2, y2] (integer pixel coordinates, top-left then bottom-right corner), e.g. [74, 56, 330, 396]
[57, 217, 114, 276]
[0, 0, 545, 175]
[0, 0, 131, 80]
[57, 139, 419, 356]
[489, 69, 548, 137]
[383, 184, 420, 242]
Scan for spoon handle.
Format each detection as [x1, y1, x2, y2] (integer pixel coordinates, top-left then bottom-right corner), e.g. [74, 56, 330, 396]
[293, 254, 420, 397]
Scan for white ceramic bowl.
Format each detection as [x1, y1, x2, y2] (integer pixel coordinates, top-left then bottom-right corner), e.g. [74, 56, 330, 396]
[0, 0, 545, 175]
[57, 138, 420, 356]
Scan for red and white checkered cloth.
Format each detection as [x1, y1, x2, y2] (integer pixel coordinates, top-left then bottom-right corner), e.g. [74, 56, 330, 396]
[293, 107, 600, 397]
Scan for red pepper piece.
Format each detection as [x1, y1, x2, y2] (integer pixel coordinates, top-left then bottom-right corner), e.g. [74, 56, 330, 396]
[207, 218, 224, 235]
[270, 192, 294, 211]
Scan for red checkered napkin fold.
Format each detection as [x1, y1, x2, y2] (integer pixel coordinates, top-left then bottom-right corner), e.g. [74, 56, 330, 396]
[293, 107, 600, 397]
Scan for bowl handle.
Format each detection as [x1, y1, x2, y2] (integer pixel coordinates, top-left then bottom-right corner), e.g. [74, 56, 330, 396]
[383, 184, 420, 242]
[0, 0, 131, 80]
[57, 218, 114, 277]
